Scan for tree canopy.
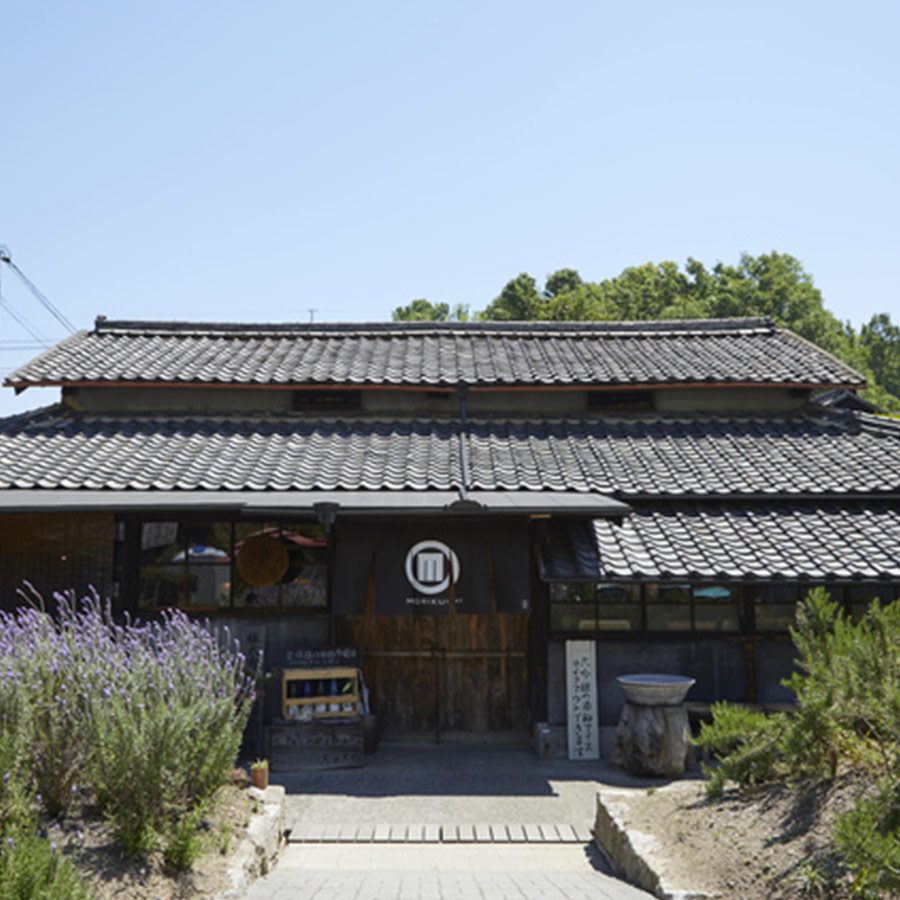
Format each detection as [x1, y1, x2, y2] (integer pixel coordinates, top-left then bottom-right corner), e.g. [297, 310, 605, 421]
[392, 299, 469, 322]
[389, 253, 899, 410]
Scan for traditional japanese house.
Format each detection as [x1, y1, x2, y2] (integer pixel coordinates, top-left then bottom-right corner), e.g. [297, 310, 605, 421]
[2, 316, 899, 751]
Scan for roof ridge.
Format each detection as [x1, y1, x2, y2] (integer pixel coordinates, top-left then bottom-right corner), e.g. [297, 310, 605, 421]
[0, 407, 853, 427]
[856, 410, 900, 437]
[92, 316, 776, 337]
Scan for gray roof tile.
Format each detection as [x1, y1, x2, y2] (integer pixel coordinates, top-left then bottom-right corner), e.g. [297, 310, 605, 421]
[0, 406, 898, 496]
[5, 318, 864, 389]
[544, 503, 900, 582]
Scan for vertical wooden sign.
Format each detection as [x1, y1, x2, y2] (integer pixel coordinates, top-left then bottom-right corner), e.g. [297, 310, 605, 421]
[565, 640, 599, 760]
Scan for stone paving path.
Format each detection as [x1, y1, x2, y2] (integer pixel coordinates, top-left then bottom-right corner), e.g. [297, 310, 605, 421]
[243, 742, 660, 900]
[244, 843, 654, 899]
[289, 822, 595, 843]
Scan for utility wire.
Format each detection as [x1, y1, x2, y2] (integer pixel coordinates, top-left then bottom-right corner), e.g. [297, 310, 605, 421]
[0, 247, 77, 333]
[0, 290, 50, 348]
[0, 343, 58, 352]
[5, 258, 77, 333]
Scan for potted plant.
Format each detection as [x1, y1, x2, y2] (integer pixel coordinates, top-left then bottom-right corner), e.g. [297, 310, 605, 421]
[250, 758, 269, 790]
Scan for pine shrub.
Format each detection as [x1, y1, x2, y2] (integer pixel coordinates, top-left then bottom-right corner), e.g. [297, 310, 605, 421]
[695, 587, 900, 895]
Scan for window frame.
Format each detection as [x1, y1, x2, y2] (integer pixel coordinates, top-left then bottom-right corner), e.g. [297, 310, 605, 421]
[117, 513, 330, 615]
[546, 581, 900, 638]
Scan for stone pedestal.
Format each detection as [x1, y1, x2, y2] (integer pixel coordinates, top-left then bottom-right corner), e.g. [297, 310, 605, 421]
[612, 701, 693, 777]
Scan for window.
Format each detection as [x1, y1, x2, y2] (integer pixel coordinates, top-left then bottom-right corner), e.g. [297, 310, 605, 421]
[292, 389, 361, 411]
[693, 585, 740, 631]
[136, 519, 327, 610]
[549, 583, 641, 632]
[847, 584, 897, 622]
[646, 584, 692, 631]
[750, 584, 798, 632]
[549, 582, 739, 634]
[587, 389, 654, 413]
[548, 581, 899, 636]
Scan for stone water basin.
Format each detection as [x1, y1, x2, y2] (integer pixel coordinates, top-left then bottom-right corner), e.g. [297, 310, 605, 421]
[616, 673, 695, 707]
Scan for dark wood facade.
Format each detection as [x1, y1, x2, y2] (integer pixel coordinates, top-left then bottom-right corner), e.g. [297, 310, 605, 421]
[340, 612, 530, 740]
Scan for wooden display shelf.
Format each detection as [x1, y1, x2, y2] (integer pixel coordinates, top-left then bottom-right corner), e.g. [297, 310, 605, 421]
[281, 666, 360, 720]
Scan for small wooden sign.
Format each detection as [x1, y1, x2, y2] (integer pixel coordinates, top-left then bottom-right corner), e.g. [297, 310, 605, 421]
[565, 640, 599, 760]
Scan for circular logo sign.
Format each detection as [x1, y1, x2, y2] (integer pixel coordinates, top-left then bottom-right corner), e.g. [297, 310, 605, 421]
[404, 540, 461, 595]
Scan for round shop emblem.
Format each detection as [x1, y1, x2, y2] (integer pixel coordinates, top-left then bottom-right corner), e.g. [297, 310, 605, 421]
[404, 540, 461, 595]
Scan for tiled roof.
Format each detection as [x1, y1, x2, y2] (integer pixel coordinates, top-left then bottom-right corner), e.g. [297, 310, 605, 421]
[0, 406, 897, 496]
[465, 412, 900, 496]
[0, 409, 463, 491]
[543, 503, 900, 581]
[5, 317, 864, 389]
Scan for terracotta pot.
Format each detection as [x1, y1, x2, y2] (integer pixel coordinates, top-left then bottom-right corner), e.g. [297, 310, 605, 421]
[251, 766, 269, 790]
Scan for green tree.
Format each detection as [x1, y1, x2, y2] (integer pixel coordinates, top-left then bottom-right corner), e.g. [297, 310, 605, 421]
[389, 254, 900, 411]
[481, 273, 544, 320]
[543, 268, 582, 298]
[392, 299, 469, 322]
[707, 252, 846, 355]
[541, 260, 708, 322]
[541, 282, 618, 321]
[859, 313, 900, 400]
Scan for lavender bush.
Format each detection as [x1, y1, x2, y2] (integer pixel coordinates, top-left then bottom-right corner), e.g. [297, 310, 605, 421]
[0, 690, 91, 899]
[0, 691, 29, 836]
[1, 603, 92, 817]
[0, 589, 259, 862]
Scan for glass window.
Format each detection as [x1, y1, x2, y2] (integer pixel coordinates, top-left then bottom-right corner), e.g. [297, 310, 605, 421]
[596, 584, 641, 632]
[137, 519, 327, 610]
[847, 585, 895, 623]
[752, 584, 798, 632]
[646, 584, 692, 631]
[233, 523, 327, 608]
[138, 521, 231, 609]
[693, 585, 740, 632]
[549, 583, 641, 632]
[549, 583, 597, 632]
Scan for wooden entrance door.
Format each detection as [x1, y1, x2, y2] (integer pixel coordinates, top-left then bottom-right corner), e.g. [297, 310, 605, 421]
[339, 613, 529, 740]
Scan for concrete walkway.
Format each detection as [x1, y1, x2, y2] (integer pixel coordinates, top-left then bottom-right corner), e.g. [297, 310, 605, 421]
[242, 742, 663, 899]
[247, 842, 653, 899]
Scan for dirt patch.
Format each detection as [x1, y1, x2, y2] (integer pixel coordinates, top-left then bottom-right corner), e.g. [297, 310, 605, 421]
[615, 776, 863, 898]
[49, 785, 259, 900]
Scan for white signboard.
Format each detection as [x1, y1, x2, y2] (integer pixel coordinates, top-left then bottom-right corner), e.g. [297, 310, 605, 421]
[566, 640, 599, 760]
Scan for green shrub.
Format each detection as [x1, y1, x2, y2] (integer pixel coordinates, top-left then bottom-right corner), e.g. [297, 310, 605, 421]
[0, 692, 30, 838]
[0, 601, 92, 820]
[0, 590, 259, 863]
[695, 587, 900, 895]
[163, 806, 209, 871]
[694, 702, 785, 795]
[77, 596, 258, 857]
[833, 780, 900, 899]
[786, 588, 900, 767]
[0, 830, 92, 900]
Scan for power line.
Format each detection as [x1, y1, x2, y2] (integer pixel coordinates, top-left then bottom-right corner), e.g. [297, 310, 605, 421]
[0, 290, 50, 347]
[0, 247, 76, 334]
[0, 342, 59, 352]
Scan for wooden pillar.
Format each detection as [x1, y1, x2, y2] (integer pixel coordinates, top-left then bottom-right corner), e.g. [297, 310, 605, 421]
[528, 522, 549, 726]
[120, 518, 141, 614]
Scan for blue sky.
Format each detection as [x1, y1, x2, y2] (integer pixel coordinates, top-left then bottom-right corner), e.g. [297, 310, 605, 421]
[2, 0, 898, 416]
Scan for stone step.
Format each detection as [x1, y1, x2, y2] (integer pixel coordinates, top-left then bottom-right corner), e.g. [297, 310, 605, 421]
[287, 823, 594, 844]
